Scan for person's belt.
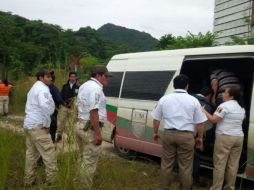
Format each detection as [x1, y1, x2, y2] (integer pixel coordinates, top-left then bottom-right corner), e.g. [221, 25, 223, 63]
[166, 128, 192, 133]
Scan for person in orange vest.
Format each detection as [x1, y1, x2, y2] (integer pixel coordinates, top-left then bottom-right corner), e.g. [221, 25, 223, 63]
[0, 79, 13, 116]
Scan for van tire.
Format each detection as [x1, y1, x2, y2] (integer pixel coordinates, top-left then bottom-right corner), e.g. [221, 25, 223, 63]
[113, 137, 136, 158]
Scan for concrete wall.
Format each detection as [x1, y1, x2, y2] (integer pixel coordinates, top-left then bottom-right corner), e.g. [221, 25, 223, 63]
[214, 0, 253, 45]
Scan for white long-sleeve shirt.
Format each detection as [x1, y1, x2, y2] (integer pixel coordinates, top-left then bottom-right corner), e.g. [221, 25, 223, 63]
[23, 81, 55, 129]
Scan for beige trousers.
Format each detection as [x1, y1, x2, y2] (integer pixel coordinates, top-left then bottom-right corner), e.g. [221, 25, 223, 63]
[24, 125, 57, 185]
[209, 134, 243, 190]
[75, 120, 102, 190]
[161, 130, 195, 190]
[0, 96, 9, 114]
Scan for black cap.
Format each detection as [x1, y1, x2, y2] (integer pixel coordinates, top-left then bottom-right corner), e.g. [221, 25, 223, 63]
[91, 65, 112, 77]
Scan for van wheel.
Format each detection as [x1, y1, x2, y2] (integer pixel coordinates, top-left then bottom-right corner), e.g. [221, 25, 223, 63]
[113, 137, 136, 158]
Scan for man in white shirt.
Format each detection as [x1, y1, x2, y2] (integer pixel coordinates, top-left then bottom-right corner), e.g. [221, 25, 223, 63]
[23, 70, 56, 187]
[152, 74, 207, 190]
[76, 65, 111, 189]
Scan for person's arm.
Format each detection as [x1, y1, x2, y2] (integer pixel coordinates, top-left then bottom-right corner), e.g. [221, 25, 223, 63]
[153, 119, 160, 143]
[38, 90, 55, 127]
[90, 109, 102, 145]
[151, 100, 163, 143]
[211, 79, 218, 106]
[195, 123, 204, 149]
[203, 109, 222, 124]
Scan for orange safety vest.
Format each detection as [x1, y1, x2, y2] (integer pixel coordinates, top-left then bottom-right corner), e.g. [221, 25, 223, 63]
[0, 84, 12, 96]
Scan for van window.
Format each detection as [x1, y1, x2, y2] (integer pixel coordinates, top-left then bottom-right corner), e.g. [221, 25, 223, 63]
[121, 71, 175, 100]
[104, 72, 123, 97]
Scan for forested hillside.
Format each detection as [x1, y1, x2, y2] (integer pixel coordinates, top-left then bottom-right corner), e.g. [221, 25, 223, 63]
[97, 23, 158, 52]
[0, 11, 133, 78]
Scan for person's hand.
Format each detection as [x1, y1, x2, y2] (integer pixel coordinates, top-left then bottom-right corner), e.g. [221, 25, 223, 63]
[154, 133, 159, 143]
[94, 131, 102, 145]
[55, 133, 62, 143]
[195, 137, 203, 150]
[211, 80, 218, 93]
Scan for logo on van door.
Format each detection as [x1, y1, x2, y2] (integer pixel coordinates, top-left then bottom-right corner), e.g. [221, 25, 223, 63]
[132, 109, 147, 137]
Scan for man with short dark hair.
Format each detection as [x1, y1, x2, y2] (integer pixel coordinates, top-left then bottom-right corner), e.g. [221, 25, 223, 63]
[61, 71, 79, 107]
[76, 65, 111, 189]
[152, 74, 207, 190]
[193, 86, 214, 184]
[56, 71, 79, 141]
[23, 70, 56, 186]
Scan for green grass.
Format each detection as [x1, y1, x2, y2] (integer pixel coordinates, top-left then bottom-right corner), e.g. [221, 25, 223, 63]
[0, 128, 209, 190]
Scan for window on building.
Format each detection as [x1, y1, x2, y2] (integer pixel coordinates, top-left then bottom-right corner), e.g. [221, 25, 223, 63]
[121, 71, 175, 100]
[104, 72, 123, 97]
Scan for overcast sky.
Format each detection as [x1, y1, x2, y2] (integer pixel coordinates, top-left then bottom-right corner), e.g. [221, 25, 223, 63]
[0, 0, 215, 39]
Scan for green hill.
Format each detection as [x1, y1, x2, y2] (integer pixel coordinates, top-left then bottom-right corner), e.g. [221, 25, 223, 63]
[0, 11, 130, 77]
[97, 23, 158, 52]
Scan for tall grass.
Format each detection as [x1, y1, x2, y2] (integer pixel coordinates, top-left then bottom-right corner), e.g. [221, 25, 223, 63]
[0, 129, 25, 190]
[0, 126, 210, 190]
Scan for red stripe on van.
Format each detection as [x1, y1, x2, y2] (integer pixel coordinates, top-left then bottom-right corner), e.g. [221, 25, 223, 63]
[115, 127, 162, 157]
[107, 110, 117, 125]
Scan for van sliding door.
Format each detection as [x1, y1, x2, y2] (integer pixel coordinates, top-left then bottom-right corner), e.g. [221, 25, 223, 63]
[115, 70, 175, 156]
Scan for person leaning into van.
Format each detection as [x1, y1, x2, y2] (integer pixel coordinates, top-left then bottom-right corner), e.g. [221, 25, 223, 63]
[203, 86, 245, 190]
[75, 65, 111, 189]
[152, 74, 207, 190]
[210, 68, 241, 106]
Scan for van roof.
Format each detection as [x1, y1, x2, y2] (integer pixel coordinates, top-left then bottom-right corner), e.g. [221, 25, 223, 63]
[107, 45, 254, 71]
[111, 45, 254, 59]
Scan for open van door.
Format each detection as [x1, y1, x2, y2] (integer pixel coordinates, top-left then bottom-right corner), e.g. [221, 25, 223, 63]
[245, 75, 254, 180]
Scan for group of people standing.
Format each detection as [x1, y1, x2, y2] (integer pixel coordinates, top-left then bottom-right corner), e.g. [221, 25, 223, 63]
[152, 72, 245, 190]
[23, 65, 111, 189]
[22, 64, 245, 190]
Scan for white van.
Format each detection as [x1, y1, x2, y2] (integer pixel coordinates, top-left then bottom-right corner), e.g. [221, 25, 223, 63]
[102, 45, 254, 180]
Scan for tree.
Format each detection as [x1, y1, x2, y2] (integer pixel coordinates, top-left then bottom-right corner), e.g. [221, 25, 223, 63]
[157, 32, 216, 50]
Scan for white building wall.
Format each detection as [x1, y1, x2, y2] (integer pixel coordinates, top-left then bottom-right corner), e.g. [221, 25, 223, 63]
[214, 0, 253, 45]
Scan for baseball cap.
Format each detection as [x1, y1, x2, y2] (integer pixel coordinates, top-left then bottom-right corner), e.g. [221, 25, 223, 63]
[91, 65, 112, 77]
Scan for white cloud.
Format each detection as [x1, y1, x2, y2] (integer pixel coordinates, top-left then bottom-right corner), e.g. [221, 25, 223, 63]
[0, 0, 215, 39]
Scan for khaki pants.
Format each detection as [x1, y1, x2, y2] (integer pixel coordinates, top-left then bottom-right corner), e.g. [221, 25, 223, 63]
[0, 96, 9, 114]
[209, 134, 243, 190]
[24, 125, 57, 185]
[161, 130, 195, 190]
[75, 120, 102, 190]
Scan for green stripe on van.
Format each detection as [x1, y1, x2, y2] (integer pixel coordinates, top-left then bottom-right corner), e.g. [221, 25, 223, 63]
[106, 104, 117, 113]
[117, 116, 132, 130]
[117, 116, 156, 141]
